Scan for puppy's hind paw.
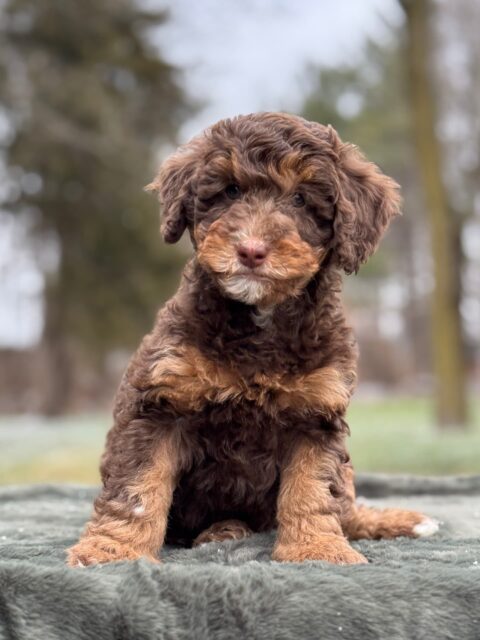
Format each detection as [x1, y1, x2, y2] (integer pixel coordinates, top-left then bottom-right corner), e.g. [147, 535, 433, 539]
[413, 517, 440, 538]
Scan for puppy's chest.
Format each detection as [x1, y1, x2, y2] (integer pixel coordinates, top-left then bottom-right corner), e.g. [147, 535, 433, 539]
[144, 343, 353, 417]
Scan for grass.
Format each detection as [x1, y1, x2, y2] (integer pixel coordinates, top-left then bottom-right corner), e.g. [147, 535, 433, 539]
[0, 396, 479, 485]
[0, 414, 108, 485]
[348, 396, 480, 475]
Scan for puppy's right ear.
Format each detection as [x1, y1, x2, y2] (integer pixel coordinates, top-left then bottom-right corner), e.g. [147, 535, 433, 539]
[145, 141, 200, 244]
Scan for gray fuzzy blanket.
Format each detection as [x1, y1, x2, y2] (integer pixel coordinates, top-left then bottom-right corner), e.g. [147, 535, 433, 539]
[1, 475, 480, 640]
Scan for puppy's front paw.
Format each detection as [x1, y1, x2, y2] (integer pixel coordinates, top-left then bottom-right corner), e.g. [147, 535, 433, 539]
[67, 535, 159, 567]
[272, 535, 368, 565]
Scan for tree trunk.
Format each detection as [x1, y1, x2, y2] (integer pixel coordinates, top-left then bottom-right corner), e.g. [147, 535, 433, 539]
[42, 280, 73, 417]
[400, 0, 468, 429]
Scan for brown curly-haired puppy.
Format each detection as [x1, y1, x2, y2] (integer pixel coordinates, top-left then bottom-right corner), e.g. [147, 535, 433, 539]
[68, 112, 438, 567]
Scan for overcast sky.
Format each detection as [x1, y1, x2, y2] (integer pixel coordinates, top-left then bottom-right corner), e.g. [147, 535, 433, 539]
[1, 0, 402, 347]
[156, 0, 401, 139]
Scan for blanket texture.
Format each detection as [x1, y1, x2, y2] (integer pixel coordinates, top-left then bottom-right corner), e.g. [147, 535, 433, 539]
[0, 475, 479, 640]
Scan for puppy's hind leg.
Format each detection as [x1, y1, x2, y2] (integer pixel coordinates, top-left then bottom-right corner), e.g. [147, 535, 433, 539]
[344, 505, 439, 540]
[341, 465, 439, 540]
[192, 520, 253, 547]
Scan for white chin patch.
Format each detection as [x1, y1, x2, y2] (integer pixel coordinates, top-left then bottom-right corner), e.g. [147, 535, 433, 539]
[221, 275, 268, 304]
[413, 518, 440, 538]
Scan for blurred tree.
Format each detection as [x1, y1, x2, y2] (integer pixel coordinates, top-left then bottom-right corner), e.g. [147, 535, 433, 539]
[400, 0, 468, 429]
[303, 9, 470, 429]
[302, 35, 432, 382]
[0, 0, 192, 414]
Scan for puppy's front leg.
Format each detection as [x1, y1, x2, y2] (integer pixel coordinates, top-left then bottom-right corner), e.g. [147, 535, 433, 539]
[67, 425, 180, 567]
[273, 435, 367, 565]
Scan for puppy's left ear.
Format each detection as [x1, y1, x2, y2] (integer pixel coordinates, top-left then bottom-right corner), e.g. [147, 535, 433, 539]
[331, 133, 401, 274]
[145, 141, 200, 244]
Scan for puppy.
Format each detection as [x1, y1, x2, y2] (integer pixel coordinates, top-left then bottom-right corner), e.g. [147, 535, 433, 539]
[68, 113, 438, 567]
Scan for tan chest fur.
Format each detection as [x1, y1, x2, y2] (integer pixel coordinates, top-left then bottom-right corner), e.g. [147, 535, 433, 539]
[147, 344, 354, 417]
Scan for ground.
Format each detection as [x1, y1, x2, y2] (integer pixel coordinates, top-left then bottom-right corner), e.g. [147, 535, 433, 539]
[0, 396, 479, 484]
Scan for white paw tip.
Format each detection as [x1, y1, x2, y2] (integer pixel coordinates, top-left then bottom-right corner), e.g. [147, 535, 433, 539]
[77, 560, 85, 568]
[413, 518, 439, 538]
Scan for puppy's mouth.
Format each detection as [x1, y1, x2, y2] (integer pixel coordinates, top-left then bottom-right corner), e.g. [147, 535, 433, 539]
[234, 269, 270, 281]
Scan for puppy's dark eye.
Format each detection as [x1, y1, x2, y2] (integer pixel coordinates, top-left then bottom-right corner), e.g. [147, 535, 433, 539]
[292, 192, 305, 207]
[225, 184, 241, 200]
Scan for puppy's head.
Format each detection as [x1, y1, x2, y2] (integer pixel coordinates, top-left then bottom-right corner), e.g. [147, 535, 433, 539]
[147, 113, 400, 306]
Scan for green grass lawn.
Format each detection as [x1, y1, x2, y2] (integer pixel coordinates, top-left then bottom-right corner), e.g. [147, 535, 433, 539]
[0, 396, 479, 485]
[348, 396, 480, 475]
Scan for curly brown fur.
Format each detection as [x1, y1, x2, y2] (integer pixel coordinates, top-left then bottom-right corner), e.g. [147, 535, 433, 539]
[67, 112, 436, 567]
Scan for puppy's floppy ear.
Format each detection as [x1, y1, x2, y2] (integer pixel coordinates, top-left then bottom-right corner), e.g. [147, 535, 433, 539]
[145, 141, 200, 244]
[330, 128, 401, 274]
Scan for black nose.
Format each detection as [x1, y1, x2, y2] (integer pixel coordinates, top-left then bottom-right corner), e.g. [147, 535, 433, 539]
[236, 241, 268, 269]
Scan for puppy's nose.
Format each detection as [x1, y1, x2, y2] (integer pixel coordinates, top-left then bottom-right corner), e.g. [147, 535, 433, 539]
[236, 240, 268, 269]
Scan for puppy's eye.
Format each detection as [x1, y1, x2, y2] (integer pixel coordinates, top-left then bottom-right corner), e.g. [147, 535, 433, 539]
[292, 192, 305, 207]
[225, 184, 241, 200]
